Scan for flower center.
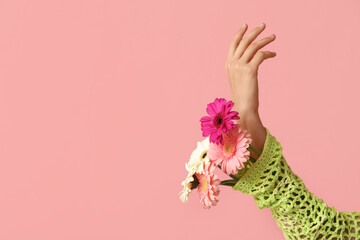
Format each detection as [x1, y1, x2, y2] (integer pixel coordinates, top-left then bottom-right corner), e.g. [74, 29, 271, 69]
[224, 141, 234, 156]
[190, 174, 199, 190]
[201, 177, 208, 192]
[201, 151, 208, 159]
[213, 114, 223, 128]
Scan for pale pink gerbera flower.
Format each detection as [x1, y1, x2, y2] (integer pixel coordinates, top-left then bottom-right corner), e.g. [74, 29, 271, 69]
[195, 162, 221, 209]
[200, 98, 240, 145]
[208, 124, 252, 175]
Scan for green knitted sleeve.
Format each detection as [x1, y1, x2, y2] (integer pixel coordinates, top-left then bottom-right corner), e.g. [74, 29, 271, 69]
[232, 127, 360, 240]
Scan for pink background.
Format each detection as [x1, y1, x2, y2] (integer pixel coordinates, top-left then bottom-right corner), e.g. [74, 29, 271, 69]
[0, 0, 359, 239]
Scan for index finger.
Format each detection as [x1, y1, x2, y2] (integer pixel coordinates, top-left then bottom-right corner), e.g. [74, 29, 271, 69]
[226, 24, 248, 61]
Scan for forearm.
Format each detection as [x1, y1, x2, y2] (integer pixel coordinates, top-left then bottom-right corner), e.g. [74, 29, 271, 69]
[236, 110, 266, 160]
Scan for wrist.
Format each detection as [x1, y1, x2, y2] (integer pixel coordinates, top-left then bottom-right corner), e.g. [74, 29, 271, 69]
[236, 109, 261, 128]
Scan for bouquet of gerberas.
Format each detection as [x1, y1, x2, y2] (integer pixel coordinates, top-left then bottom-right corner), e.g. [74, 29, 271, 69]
[179, 98, 261, 209]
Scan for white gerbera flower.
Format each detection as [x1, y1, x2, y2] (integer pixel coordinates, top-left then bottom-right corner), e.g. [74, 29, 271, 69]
[179, 172, 194, 203]
[179, 137, 210, 203]
[186, 137, 210, 174]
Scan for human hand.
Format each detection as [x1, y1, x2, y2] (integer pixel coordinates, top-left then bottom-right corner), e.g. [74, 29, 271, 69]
[224, 23, 277, 156]
[224, 23, 276, 116]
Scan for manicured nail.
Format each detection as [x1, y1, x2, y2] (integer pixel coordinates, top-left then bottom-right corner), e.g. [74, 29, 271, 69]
[259, 23, 265, 28]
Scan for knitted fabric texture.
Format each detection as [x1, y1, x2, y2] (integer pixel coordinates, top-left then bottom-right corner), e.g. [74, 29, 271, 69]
[232, 127, 360, 240]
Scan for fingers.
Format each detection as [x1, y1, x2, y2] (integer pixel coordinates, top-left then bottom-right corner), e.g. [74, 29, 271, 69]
[226, 24, 248, 61]
[225, 23, 277, 77]
[250, 51, 277, 68]
[241, 34, 276, 63]
[233, 23, 266, 60]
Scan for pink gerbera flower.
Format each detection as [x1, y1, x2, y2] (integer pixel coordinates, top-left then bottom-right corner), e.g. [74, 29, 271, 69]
[200, 98, 240, 145]
[208, 124, 252, 175]
[195, 161, 221, 209]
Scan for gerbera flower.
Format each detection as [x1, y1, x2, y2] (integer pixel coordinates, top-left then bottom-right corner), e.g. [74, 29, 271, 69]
[186, 137, 210, 174]
[195, 162, 221, 209]
[208, 124, 252, 175]
[179, 137, 210, 203]
[179, 172, 195, 203]
[200, 98, 240, 145]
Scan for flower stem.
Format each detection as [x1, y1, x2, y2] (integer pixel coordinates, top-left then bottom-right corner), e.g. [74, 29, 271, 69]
[249, 144, 261, 156]
[249, 156, 257, 163]
[220, 179, 238, 186]
[229, 174, 238, 179]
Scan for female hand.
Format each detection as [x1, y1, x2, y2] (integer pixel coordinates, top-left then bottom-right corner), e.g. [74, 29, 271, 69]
[225, 22, 276, 115]
[225, 23, 277, 155]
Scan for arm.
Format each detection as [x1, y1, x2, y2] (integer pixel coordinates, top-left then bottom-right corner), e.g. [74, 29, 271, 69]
[225, 23, 360, 239]
[224, 22, 275, 160]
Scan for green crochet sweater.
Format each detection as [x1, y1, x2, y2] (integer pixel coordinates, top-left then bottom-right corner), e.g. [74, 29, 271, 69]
[233, 127, 360, 240]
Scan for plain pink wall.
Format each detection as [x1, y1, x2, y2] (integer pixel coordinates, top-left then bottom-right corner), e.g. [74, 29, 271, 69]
[0, 0, 359, 239]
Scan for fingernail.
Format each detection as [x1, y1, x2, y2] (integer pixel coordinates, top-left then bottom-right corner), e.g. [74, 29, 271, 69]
[259, 23, 265, 28]
[242, 23, 246, 28]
